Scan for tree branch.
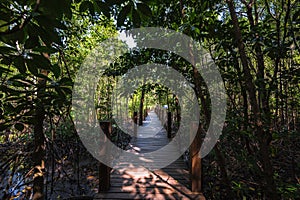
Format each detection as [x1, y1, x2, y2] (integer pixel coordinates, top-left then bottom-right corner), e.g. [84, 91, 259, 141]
[0, 0, 41, 36]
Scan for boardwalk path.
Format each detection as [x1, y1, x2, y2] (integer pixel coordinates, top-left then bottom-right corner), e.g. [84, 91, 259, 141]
[96, 111, 204, 200]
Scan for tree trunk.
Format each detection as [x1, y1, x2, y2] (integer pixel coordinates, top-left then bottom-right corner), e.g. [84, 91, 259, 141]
[226, 0, 278, 199]
[138, 88, 145, 126]
[33, 69, 48, 200]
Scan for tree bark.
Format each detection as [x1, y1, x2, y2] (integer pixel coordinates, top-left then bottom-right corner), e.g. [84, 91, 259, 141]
[33, 69, 48, 200]
[226, 0, 278, 198]
[138, 88, 145, 126]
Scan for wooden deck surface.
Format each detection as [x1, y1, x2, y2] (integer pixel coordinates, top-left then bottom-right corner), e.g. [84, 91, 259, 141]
[96, 111, 205, 200]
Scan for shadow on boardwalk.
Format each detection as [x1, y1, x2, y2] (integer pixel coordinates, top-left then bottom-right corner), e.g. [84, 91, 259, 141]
[96, 111, 205, 200]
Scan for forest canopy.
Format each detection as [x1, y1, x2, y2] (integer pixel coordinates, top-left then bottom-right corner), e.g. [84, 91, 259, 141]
[0, 0, 299, 199]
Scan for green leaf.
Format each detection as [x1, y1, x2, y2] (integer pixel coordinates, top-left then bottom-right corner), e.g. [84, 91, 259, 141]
[132, 9, 141, 27]
[117, 4, 132, 27]
[29, 54, 51, 70]
[35, 15, 67, 30]
[106, 0, 127, 6]
[62, 0, 73, 19]
[11, 78, 34, 87]
[15, 123, 24, 131]
[32, 46, 58, 54]
[28, 23, 61, 46]
[0, 10, 10, 22]
[26, 59, 38, 75]
[137, 3, 151, 17]
[0, 46, 17, 54]
[39, 0, 70, 19]
[293, 9, 300, 21]
[41, 29, 62, 46]
[25, 36, 39, 49]
[60, 86, 73, 95]
[201, 1, 208, 11]
[54, 86, 66, 98]
[95, 1, 111, 18]
[51, 63, 61, 79]
[13, 29, 26, 43]
[58, 77, 73, 86]
[36, 73, 52, 82]
[4, 102, 15, 113]
[80, 1, 94, 14]
[27, 23, 39, 38]
[13, 56, 26, 74]
[0, 123, 10, 131]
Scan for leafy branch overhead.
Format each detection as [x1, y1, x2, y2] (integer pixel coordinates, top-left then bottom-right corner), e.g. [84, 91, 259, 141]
[0, 0, 299, 199]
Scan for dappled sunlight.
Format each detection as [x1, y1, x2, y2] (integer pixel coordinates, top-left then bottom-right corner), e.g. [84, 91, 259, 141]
[96, 111, 205, 199]
[101, 167, 194, 199]
[139, 157, 154, 163]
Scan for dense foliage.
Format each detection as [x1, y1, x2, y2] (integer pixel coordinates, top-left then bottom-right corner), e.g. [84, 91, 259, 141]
[0, 0, 299, 199]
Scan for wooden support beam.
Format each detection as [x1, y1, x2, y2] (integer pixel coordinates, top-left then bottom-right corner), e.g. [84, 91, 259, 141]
[144, 108, 147, 120]
[167, 112, 172, 138]
[99, 121, 111, 192]
[190, 121, 202, 193]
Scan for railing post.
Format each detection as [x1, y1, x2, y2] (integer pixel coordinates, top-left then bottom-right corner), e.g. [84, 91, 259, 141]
[99, 121, 111, 192]
[161, 110, 164, 126]
[190, 121, 202, 193]
[167, 112, 172, 138]
[144, 108, 147, 120]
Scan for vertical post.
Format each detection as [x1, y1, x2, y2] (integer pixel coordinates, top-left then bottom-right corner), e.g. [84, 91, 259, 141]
[133, 111, 138, 137]
[175, 96, 180, 124]
[190, 121, 202, 193]
[167, 112, 172, 138]
[161, 110, 165, 126]
[144, 109, 147, 120]
[99, 121, 111, 192]
[139, 88, 145, 126]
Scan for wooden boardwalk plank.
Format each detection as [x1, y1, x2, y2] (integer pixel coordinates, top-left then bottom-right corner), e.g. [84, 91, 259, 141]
[96, 111, 205, 200]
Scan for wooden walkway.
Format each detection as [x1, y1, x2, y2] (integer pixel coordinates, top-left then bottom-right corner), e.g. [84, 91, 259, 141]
[96, 111, 205, 200]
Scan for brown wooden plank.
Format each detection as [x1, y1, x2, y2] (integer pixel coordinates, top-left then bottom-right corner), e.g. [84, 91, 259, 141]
[97, 111, 205, 200]
[95, 192, 190, 200]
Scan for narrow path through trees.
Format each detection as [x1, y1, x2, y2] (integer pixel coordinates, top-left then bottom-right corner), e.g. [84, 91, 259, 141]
[96, 111, 204, 200]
